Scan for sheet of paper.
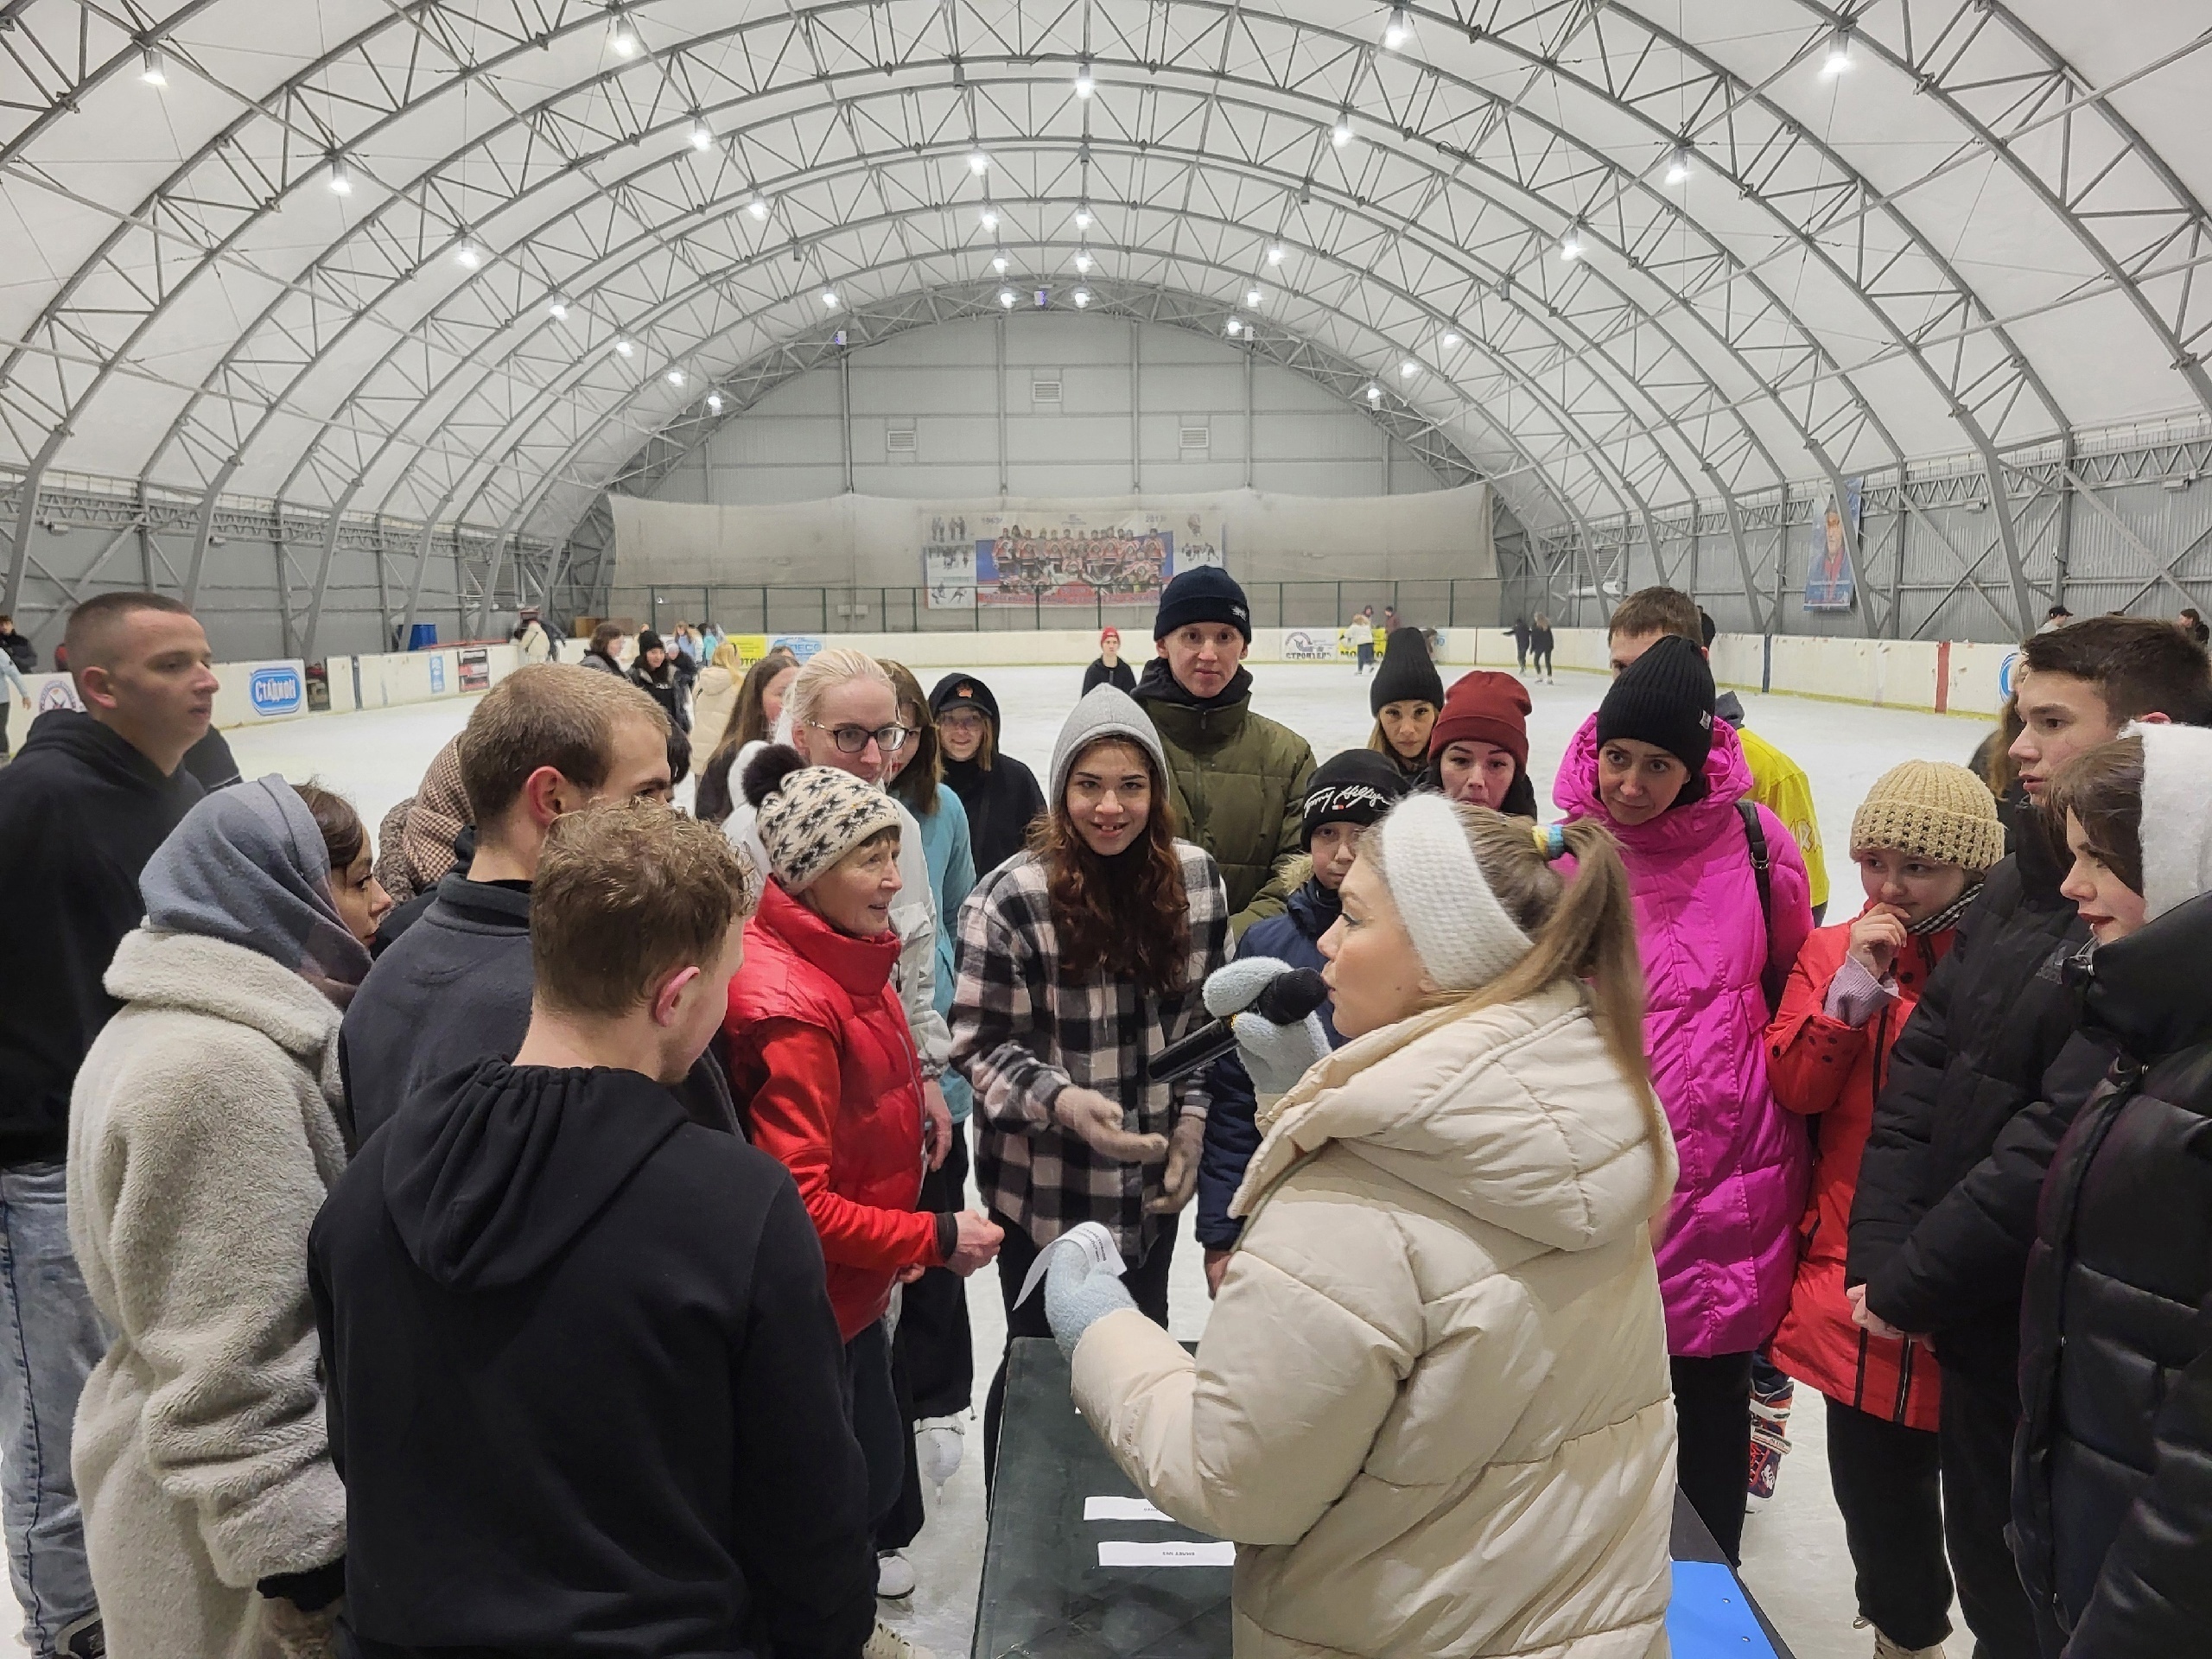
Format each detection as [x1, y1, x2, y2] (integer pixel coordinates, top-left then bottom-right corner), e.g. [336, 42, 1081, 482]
[1084, 1496, 1174, 1522]
[1097, 1541, 1236, 1568]
[1014, 1219, 1121, 1309]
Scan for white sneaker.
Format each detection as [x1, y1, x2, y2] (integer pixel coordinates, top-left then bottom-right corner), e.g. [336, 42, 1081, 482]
[863, 1616, 935, 1659]
[1865, 1618, 1946, 1658]
[917, 1414, 965, 1493]
[876, 1548, 917, 1600]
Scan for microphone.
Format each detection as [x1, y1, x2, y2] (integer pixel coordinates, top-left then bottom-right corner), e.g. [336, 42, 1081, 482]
[1146, 969, 1330, 1084]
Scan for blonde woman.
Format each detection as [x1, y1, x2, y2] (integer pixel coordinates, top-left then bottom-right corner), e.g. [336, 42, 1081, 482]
[1047, 797, 1679, 1657]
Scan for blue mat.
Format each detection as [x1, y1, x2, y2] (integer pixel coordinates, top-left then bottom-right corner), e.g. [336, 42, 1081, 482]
[1666, 1559, 1779, 1657]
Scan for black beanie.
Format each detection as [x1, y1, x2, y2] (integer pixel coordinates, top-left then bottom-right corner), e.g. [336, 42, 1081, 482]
[1596, 633, 1716, 776]
[1369, 627, 1445, 715]
[1154, 566, 1252, 643]
[929, 671, 1001, 730]
[1300, 748, 1411, 849]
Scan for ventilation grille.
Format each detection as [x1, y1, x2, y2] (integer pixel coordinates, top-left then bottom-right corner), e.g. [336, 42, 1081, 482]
[1179, 424, 1211, 451]
[1031, 378, 1063, 404]
[886, 424, 918, 453]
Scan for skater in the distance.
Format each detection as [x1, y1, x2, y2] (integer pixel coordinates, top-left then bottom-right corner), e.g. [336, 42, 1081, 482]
[1530, 613, 1555, 683]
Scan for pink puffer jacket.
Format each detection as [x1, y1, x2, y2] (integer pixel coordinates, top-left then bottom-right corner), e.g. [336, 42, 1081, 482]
[1555, 715, 1814, 1357]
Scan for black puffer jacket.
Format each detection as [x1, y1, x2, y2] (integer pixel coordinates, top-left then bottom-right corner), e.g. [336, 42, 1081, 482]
[1847, 792, 2091, 1395]
[2013, 890, 2212, 1656]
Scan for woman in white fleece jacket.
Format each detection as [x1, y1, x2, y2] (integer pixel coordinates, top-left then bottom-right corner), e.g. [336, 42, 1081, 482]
[68, 776, 376, 1659]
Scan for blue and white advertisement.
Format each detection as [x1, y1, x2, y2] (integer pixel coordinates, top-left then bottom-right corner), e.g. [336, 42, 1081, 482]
[247, 664, 304, 717]
[1803, 478, 1862, 613]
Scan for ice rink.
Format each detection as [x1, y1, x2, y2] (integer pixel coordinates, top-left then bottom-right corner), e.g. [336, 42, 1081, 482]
[195, 662, 1997, 1659]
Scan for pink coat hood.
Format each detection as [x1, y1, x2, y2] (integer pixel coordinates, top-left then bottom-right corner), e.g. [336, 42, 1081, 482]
[1554, 715, 1813, 1357]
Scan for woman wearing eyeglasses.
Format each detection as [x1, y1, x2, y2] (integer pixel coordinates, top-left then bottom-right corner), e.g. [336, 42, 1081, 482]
[721, 647, 957, 1179]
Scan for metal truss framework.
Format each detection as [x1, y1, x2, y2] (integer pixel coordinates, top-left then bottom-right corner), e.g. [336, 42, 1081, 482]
[0, 0, 2205, 651]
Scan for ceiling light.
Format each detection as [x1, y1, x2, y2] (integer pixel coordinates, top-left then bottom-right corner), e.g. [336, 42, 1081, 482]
[1226, 317, 1242, 336]
[998, 289, 1017, 308]
[454, 239, 483, 270]
[748, 194, 771, 220]
[613, 338, 634, 357]
[1073, 202, 1093, 228]
[822, 289, 839, 308]
[1267, 243, 1286, 264]
[992, 254, 1009, 273]
[608, 10, 639, 56]
[547, 295, 569, 319]
[833, 328, 848, 346]
[1383, 5, 1411, 50]
[1246, 288, 1262, 307]
[140, 48, 167, 87]
[707, 392, 724, 413]
[327, 156, 353, 195]
[1821, 27, 1852, 76]
[690, 117, 713, 150]
[980, 207, 999, 230]
[1400, 360, 1420, 378]
[667, 369, 685, 386]
[1073, 288, 1091, 307]
[968, 149, 990, 175]
[1664, 144, 1692, 186]
[1332, 111, 1355, 147]
[1440, 330, 1460, 350]
[1075, 60, 1095, 99]
[1074, 251, 1094, 272]
[1365, 383, 1382, 403]
[1559, 220, 1584, 260]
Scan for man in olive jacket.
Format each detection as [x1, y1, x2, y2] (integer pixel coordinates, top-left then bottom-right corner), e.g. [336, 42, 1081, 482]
[1132, 567, 1315, 937]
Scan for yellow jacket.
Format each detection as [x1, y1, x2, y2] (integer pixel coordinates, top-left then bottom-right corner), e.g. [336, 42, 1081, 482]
[1736, 723, 1829, 912]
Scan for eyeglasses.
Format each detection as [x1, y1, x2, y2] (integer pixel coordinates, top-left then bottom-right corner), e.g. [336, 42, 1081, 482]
[810, 721, 911, 754]
[937, 709, 988, 731]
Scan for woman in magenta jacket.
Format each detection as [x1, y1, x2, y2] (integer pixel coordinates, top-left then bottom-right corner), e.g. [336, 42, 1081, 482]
[1554, 633, 1813, 1563]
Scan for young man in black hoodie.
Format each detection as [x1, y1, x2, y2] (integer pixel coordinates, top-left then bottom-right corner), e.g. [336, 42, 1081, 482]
[1847, 614, 2212, 1659]
[312, 800, 877, 1659]
[340, 664, 676, 1143]
[0, 590, 217, 1658]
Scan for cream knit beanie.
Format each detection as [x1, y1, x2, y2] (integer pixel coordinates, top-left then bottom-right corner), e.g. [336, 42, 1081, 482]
[1376, 793, 1530, 993]
[741, 745, 903, 892]
[1849, 760, 2005, 874]
[2133, 721, 2212, 921]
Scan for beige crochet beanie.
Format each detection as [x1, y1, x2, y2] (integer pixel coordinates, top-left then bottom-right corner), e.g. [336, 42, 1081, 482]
[741, 744, 903, 892]
[1850, 760, 2005, 873]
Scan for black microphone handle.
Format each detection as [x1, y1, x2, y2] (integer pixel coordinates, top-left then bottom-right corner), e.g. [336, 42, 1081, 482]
[1143, 1018, 1244, 1086]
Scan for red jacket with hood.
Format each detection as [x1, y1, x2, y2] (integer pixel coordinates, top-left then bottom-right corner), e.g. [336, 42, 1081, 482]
[726, 880, 938, 1341]
[1764, 906, 1950, 1430]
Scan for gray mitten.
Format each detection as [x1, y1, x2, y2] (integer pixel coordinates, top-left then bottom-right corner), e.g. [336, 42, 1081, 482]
[1230, 1008, 1330, 1097]
[1203, 956, 1295, 1019]
[1044, 1241, 1137, 1358]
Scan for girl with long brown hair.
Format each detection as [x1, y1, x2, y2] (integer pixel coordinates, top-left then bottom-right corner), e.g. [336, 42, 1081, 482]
[691, 648, 798, 823]
[948, 685, 1230, 1477]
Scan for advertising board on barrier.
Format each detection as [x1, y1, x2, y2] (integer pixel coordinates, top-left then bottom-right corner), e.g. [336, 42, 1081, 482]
[1281, 629, 1339, 663]
[770, 635, 824, 663]
[429, 655, 447, 695]
[36, 677, 82, 714]
[458, 647, 490, 693]
[248, 664, 304, 717]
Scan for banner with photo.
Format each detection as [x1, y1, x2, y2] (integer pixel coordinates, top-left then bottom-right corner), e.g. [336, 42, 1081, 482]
[922, 505, 1226, 609]
[1803, 477, 1862, 613]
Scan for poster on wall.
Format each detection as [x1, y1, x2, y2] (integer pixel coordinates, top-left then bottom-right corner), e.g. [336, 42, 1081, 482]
[920, 505, 1226, 609]
[1803, 477, 1862, 612]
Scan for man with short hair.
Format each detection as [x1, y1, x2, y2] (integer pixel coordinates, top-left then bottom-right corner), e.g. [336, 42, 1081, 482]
[0, 590, 219, 1658]
[341, 663, 679, 1144]
[312, 801, 877, 1659]
[1134, 567, 1316, 935]
[1849, 614, 2212, 1659]
[1608, 586, 1830, 920]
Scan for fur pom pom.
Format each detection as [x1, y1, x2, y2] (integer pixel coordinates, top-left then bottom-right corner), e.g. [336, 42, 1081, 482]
[741, 743, 809, 810]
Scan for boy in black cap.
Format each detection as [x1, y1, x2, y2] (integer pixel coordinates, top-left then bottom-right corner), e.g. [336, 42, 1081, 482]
[1192, 748, 1409, 1294]
[929, 672, 1046, 880]
[1134, 567, 1316, 934]
[1367, 627, 1446, 780]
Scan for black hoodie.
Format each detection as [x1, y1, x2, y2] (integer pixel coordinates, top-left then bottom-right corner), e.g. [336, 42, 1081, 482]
[930, 671, 1046, 879]
[310, 1059, 874, 1659]
[0, 709, 200, 1163]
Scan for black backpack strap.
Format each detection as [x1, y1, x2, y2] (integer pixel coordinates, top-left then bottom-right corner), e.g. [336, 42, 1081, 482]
[1739, 799, 1785, 1016]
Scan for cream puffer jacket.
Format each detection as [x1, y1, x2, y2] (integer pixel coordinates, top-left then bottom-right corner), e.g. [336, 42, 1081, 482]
[1071, 981, 1679, 1658]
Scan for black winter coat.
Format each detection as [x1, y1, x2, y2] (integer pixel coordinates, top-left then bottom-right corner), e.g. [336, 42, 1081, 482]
[2014, 891, 2212, 1657]
[0, 632, 34, 674]
[631, 660, 691, 731]
[0, 711, 200, 1163]
[1847, 794, 2093, 1395]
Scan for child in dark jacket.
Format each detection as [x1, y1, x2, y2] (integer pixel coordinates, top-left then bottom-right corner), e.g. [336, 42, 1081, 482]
[1196, 749, 1409, 1294]
[1764, 761, 2005, 1659]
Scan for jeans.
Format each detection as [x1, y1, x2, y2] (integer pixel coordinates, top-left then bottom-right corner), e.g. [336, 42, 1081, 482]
[0, 1161, 104, 1656]
[1826, 1396, 1953, 1651]
[1671, 1351, 1755, 1565]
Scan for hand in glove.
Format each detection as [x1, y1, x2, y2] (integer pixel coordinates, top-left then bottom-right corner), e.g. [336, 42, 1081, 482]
[1230, 1007, 1330, 1097]
[1202, 955, 1299, 1019]
[1052, 1086, 1168, 1164]
[1145, 1112, 1207, 1215]
[1045, 1237, 1137, 1357]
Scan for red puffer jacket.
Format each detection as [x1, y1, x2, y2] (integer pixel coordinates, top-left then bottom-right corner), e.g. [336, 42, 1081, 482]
[1764, 908, 1952, 1431]
[727, 880, 938, 1342]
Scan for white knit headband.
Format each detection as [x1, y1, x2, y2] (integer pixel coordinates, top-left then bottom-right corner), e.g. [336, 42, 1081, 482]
[1377, 793, 1531, 991]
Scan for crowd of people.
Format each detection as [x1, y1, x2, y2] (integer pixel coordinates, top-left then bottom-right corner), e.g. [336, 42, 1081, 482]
[0, 574, 2206, 1659]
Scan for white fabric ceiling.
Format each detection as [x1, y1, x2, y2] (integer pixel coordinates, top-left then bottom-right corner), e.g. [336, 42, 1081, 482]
[0, 0, 2205, 552]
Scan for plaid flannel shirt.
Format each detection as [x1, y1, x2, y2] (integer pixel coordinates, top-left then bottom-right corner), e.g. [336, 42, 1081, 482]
[950, 842, 1230, 1264]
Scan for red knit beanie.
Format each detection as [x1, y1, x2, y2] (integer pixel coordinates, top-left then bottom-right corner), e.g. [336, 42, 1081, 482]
[1428, 671, 1532, 767]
